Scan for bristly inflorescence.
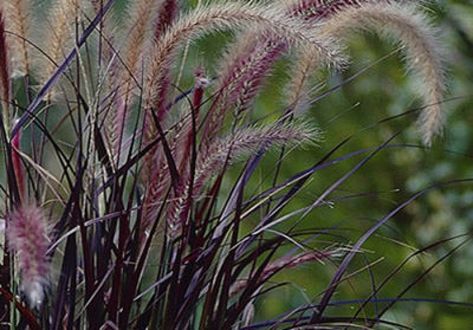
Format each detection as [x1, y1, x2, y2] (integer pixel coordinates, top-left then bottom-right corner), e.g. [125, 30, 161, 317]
[2, 0, 31, 77]
[317, 1, 445, 146]
[7, 204, 51, 309]
[110, 0, 164, 157]
[0, 0, 449, 327]
[37, 0, 81, 102]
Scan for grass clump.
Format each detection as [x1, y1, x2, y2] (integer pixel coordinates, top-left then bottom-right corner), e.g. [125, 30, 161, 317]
[0, 0, 466, 329]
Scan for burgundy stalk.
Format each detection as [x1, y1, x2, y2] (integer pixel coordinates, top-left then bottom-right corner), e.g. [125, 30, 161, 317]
[12, 130, 24, 200]
[0, 11, 9, 114]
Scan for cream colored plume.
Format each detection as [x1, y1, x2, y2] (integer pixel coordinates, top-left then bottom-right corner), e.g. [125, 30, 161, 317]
[108, 0, 162, 155]
[117, 0, 160, 96]
[38, 0, 81, 101]
[319, 2, 445, 145]
[3, 0, 32, 76]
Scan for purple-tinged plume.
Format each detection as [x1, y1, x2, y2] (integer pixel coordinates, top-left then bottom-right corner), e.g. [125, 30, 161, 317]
[155, 0, 178, 38]
[201, 33, 287, 150]
[7, 204, 51, 308]
[288, 0, 381, 21]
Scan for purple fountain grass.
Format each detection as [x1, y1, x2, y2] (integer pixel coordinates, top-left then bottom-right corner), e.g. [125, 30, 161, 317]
[140, 2, 343, 215]
[142, 69, 209, 239]
[200, 0, 366, 149]
[284, 0, 399, 115]
[0, 0, 460, 328]
[287, 0, 380, 20]
[195, 122, 320, 196]
[142, 1, 342, 130]
[139, 0, 340, 237]
[37, 0, 80, 102]
[281, 0, 446, 145]
[11, 0, 115, 137]
[138, 0, 179, 179]
[111, 0, 160, 158]
[166, 121, 319, 240]
[175, 68, 208, 172]
[232, 39, 286, 115]
[7, 204, 51, 309]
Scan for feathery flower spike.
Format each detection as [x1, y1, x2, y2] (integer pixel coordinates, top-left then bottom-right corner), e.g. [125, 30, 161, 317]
[143, 1, 342, 131]
[111, 0, 160, 156]
[39, 0, 80, 101]
[155, 0, 178, 37]
[284, 0, 393, 115]
[319, 2, 445, 145]
[7, 204, 50, 308]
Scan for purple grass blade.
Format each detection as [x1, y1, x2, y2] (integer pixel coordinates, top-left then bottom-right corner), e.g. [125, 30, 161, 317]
[212, 148, 266, 239]
[235, 137, 353, 257]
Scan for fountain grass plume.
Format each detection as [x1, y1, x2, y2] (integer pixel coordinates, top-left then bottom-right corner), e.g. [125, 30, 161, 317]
[7, 204, 50, 309]
[110, 0, 162, 156]
[0, 0, 457, 328]
[318, 1, 446, 145]
[201, 32, 288, 147]
[140, 1, 343, 219]
[143, 0, 343, 124]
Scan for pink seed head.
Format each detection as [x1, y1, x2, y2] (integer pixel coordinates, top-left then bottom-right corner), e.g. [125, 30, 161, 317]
[7, 204, 50, 308]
